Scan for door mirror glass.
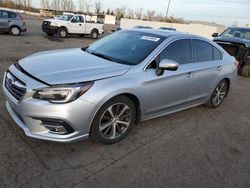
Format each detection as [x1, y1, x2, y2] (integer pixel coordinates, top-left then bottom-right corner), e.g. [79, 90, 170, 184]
[156, 59, 179, 76]
[212, 33, 219, 37]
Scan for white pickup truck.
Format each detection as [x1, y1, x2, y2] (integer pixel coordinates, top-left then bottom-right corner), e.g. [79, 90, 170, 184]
[42, 13, 104, 39]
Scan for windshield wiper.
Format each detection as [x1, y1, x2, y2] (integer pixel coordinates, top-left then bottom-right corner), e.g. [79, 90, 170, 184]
[89, 51, 114, 62]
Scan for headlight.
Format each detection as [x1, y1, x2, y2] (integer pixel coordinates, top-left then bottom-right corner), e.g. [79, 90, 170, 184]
[50, 22, 57, 26]
[33, 82, 94, 104]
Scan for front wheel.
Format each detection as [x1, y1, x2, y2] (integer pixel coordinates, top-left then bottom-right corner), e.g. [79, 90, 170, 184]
[206, 80, 229, 108]
[57, 28, 67, 38]
[91, 96, 136, 144]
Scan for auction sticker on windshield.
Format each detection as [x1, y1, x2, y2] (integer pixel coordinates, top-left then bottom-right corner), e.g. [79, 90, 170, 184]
[141, 36, 160, 42]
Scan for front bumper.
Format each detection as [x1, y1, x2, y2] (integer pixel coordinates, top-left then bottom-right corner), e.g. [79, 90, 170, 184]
[42, 24, 58, 34]
[2, 66, 96, 142]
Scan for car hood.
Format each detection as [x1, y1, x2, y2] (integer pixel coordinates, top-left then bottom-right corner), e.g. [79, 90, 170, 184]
[214, 37, 250, 47]
[19, 48, 130, 85]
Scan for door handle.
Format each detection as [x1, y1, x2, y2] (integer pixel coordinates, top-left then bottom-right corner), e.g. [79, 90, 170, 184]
[79, 24, 82, 26]
[216, 66, 222, 71]
[186, 72, 192, 78]
[8, 20, 11, 22]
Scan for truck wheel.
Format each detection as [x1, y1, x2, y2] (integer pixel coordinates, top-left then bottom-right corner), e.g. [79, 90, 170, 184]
[57, 28, 67, 38]
[9, 26, 21, 36]
[90, 29, 98, 39]
[242, 65, 250, 77]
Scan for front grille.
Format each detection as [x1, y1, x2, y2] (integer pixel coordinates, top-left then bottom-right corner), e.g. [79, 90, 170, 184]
[5, 71, 26, 101]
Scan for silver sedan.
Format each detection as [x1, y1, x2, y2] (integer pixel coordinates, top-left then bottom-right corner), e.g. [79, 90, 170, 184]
[3, 29, 238, 144]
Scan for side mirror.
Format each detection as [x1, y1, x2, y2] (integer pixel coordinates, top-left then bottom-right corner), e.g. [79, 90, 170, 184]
[212, 33, 219, 37]
[156, 59, 179, 76]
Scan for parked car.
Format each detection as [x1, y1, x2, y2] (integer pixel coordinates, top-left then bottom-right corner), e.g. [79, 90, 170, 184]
[42, 13, 104, 39]
[159, 27, 176, 31]
[0, 9, 27, 36]
[3, 30, 237, 144]
[133, 26, 153, 29]
[213, 27, 250, 77]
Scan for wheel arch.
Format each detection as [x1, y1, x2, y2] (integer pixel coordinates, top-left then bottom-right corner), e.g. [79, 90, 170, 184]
[91, 28, 99, 34]
[89, 92, 141, 133]
[9, 25, 21, 32]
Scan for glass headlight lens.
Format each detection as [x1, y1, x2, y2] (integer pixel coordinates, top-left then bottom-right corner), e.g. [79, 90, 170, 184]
[33, 82, 94, 103]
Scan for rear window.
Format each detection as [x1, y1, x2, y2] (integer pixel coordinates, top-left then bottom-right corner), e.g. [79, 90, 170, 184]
[213, 47, 222, 60]
[8, 12, 17, 19]
[0, 11, 17, 18]
[193, 40, 213, 62]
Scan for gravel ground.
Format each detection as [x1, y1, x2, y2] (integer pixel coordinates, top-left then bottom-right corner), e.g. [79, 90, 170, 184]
[0, 15, 250, 188]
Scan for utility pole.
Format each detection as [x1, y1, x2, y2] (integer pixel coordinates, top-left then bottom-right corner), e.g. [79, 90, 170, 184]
[166, 0, 171, 18]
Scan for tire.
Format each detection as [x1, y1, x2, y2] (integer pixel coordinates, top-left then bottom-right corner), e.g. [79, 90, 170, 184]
[46, 32, 54, 36]
[241, 65, 250, 77]
[206, 80, 229, 108]
[9, 26, 21, 36]
[91, 96, 136, 144]
[57, 27, 67, 38]
[90, 29, 98, 39]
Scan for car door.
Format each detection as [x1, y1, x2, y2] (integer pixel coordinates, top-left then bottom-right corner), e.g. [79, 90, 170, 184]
[0, 10, 9, 32]
[68, 16, 85, 34]
[141, 39, 194, 117]
[188, 39, 224, 102]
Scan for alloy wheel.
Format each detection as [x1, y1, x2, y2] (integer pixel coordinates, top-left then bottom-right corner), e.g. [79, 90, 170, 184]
[11, 27, 20, 36]
[99, 103, 132, 140]
[212, 82, 227, 106]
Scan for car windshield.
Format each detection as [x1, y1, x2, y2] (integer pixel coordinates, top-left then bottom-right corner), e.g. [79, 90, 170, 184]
[220, 28, 250, 40]
[58, 14, 74, 21]
[85, 30, 165, 65]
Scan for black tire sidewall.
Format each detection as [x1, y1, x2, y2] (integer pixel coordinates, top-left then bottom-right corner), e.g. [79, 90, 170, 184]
[91, 96, 136, 144]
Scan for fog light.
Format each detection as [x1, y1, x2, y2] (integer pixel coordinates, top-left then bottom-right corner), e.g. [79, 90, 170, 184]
[33, 118, 74, 135]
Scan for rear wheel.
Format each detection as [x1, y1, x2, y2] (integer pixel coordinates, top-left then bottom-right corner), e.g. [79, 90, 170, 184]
[242, 65, 250, 77]
[91, 96, 136, 144]
[90, 29, 98, 39]
[57, 28, 67, 38]
[10, 26, 21, 36]
[206, 80, 229, 108]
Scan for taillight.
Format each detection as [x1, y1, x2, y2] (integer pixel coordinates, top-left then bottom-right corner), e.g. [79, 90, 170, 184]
[19, 14, 24, 22]
[234, 61, 239, 69]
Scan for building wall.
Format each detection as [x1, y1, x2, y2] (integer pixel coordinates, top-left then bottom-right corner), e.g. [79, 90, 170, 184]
[120, 18, 225, 39]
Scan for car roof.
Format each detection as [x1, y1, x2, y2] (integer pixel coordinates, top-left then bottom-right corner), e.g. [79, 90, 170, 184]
[228, 27, 250, 30]
[129, 28, 198, 38]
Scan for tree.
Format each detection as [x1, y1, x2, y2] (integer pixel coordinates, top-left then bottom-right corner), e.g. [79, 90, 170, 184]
[106, 8, 110, 15]
[135, 8, 143, 20]
[41, 0, 50, 9]
[85, 1, 91, 13]
[94, 0, 102, 14]
[146, 10, 155, 21]
[51, 0, 61, 10]
[127, 8, 134, 19]
[61, 0, 75, 11]
[78, 0, 85, 12]
[114, 6, 126, 20]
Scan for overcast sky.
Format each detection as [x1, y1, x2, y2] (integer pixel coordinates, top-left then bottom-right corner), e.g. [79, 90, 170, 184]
[31, 0, 250, 26]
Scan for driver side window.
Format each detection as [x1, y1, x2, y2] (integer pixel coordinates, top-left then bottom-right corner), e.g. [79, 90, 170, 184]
[147, 39, 192, 69]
